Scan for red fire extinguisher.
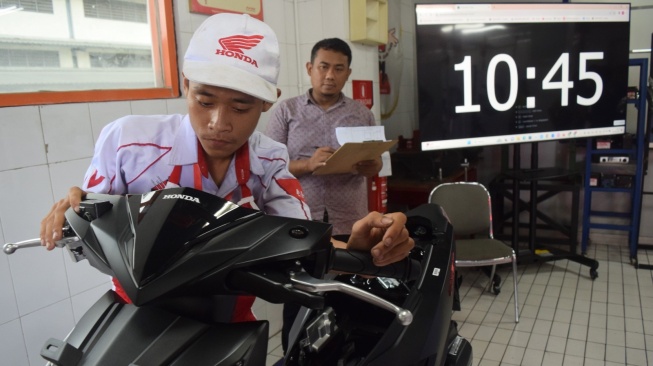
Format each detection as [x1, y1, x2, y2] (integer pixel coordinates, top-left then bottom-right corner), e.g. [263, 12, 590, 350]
[368, 174, 388, 213]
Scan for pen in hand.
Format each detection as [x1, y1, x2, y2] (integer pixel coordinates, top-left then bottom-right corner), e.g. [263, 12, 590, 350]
[300, 146, 331, 156]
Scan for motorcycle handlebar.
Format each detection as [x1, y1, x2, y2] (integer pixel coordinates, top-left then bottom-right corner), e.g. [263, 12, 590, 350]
[329, 249, 421, 282]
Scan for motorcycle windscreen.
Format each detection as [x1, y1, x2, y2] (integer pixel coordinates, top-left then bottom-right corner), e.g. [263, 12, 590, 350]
[124, 187, 262, 287]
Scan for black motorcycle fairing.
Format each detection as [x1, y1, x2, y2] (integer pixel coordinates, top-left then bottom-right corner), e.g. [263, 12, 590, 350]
[64, 194, 127, 277]
[66, 187, 335, 306]
[42, 290, 269, 366]
[124, 189, 264, 287]
[161, 215, 334, 302]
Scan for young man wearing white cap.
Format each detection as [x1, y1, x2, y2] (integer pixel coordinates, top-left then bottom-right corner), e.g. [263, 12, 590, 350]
[40, 13, 413, 323]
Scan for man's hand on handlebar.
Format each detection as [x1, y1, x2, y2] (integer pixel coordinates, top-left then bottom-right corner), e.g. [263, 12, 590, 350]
[342, 212, 415, 267]
[40, 186, 86, 250]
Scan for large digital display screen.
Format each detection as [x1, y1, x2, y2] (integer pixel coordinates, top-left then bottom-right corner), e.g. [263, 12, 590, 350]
[416, 3, 631, 150]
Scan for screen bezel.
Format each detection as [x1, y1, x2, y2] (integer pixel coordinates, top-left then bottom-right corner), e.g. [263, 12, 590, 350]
[415, 2, 631, 151]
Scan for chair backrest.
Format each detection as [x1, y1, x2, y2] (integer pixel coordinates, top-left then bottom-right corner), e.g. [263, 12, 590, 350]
[428, 182, 494, 238]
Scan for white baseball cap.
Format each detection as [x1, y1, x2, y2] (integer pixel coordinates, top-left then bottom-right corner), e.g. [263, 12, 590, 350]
[183, 13, 280, 103]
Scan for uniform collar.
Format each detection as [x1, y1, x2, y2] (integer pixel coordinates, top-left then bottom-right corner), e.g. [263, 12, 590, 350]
[247, 131, 266, 177]
[168, 115, 198, 166]
[168, 116, 265, 178]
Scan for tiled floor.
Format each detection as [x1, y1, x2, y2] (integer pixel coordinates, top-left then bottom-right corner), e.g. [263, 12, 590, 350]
[266, 332, 284, 366]
[454, 242, 653, 366]
[265, 242, 653, 365]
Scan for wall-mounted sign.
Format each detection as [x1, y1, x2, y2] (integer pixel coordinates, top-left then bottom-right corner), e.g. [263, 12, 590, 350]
[352, 80, 373, 109]
[189, 0, 263, 20]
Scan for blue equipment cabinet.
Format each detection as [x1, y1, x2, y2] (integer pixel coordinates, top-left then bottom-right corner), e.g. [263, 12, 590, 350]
[582, 58, 649, 264]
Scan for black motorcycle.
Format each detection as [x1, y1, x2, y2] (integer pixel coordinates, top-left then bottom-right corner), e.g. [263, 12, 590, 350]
[4, 187, 471, 366]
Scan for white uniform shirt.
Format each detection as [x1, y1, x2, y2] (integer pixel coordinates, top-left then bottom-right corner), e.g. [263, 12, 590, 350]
[82, 114, 311, 220]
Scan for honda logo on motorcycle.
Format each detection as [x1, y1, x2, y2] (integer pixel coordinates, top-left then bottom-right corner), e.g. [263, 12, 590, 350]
[162, 194, 200, 204]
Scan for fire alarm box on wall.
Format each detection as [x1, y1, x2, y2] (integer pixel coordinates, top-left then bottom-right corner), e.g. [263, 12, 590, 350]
[352, 80, 373, 109]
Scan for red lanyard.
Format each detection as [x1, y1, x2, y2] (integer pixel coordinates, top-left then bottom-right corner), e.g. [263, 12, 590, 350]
[226, 142, 256, 209]
[166, 141, 257, 209]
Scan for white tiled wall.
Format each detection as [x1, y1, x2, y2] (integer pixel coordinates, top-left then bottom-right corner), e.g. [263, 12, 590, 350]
[0, 1, 408, 364]
[0, 106, 47, 171]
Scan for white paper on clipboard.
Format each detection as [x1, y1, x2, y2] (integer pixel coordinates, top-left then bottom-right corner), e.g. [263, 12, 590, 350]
[329, 126, 393, 177]
[335, 126, 387, 144]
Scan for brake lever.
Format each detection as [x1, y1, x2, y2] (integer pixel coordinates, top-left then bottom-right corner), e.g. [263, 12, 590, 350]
[291, 272, 413, 326]
[3, 225, 80, 255]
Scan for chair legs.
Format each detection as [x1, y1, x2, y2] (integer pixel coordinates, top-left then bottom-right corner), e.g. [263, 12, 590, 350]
[511, 254, 520, 323]
[487, 265, 497, 293]
[466, 260, 521, 323]
[483, 259, 520, 323]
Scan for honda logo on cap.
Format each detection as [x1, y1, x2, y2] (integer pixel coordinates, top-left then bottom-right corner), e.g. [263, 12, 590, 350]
[216, 35, 263, 68]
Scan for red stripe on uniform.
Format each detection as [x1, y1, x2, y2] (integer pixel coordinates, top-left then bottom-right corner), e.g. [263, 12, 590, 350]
[113, 144, 172, 185]
[274, 177, 310, 219]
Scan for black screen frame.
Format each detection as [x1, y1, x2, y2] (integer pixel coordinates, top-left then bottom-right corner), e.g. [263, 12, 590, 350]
[415, 2, 631, 151]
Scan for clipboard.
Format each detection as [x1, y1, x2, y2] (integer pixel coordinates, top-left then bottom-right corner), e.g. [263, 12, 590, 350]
[313, 140, 397, 175]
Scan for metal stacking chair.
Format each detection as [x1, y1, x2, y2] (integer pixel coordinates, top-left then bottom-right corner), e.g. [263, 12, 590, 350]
[429, 182, 520, 322]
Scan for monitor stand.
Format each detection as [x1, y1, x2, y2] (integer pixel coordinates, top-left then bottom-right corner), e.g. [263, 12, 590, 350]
[493, 142, 599, 280]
